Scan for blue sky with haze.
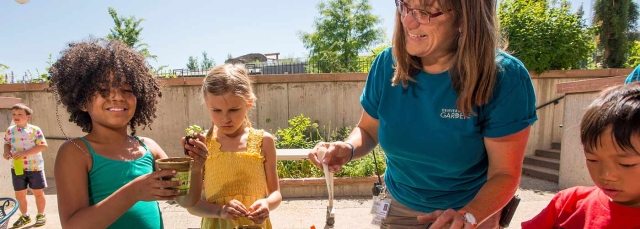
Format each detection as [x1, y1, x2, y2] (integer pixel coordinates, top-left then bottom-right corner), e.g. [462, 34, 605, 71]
[0, 0, 621, 76]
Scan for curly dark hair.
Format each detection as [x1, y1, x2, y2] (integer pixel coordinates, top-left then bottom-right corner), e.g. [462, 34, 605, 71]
[49, 38, 162, 135]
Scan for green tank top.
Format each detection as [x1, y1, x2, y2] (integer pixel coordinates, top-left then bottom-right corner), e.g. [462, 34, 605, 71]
[80, 137, 164, 229]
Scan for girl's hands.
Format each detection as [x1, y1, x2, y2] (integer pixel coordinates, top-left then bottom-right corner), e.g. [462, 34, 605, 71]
[221, 199, 250, 220]
[126, 169, 182, 202]
[182, 133, 208, 170]
[219, 199, 270, 223]
[247, 199, 270, 224]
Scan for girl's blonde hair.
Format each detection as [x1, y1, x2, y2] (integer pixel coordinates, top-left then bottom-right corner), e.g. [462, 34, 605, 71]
[202, 64, 256, 138]
[392, 0, 501, 116]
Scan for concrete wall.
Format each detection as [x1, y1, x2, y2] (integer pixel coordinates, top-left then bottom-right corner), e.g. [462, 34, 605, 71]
[527, 69, 632, 156]
[0, 97, 21, 198]
[558, 92, 599, 189]
[556, 76, 628, 189]
[527, 77, 583, 156]
[0, 70, 630, 179]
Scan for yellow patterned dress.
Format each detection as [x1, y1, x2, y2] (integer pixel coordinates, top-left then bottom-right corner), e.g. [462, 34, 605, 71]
[201, 128, 272, 229]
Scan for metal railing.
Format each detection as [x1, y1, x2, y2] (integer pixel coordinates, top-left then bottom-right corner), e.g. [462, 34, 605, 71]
[154, 59, 375, 78]
[536, 95, 565, 110]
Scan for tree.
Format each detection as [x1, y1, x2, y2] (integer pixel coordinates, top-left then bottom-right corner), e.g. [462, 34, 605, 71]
[499, 0, 594, 73]
[106, 7, 157, 61]
[200, 51, 214, 71]
[359, 35, 391, 72]
[186, 51, 215, 72]
[625, 40, 640, 67]
[186, 56, 199, 71]
[593, 0, 639, 68]
[299, 0, 384, 73]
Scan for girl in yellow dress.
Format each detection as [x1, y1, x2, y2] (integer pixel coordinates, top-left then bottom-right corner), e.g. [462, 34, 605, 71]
[178, 64, 282, 229]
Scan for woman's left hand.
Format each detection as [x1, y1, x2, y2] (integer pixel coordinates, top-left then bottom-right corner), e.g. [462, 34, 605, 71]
[247, 199, 270, 224]
[417, 209, 474, 229]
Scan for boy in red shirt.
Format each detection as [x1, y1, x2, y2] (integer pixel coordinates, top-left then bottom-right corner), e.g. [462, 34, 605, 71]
[522, 82, 640, 229]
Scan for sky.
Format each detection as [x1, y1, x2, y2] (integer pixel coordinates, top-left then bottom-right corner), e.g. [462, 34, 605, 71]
[0, 0, 616, 76]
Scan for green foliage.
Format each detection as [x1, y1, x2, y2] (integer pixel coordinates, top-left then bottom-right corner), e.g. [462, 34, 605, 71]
[275, 114, 386, 178]
[185, 125, 203, 137]
[22, 53, 53, 83]
[0, 63, 8, 84]
[150, 65, 176, 78]
[594, 0, 639, 68]
[278, 54, 303, 64]
[337, 147, 386, 178]
[106, 7, 156, 60]
[625, 40, 640, 68]
[106, 7, 170, 71]
[154, 72, 178, 78]
[200, 52, 214, 71]
[358, 36, 391, 72]
[275, 114, 322, 149]
[499, 0, 594, 73]
[188, 51, 215, 72]
[187, 56, 199, 71]
[299, 0, 384, 73]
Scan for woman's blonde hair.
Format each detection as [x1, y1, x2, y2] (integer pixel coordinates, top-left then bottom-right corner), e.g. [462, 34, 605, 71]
[392, 0, 500, 116]
[202, 64, 256, 138]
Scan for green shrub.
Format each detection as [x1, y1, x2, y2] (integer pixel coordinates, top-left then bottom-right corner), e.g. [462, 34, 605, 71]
[275, 114, 386, 178]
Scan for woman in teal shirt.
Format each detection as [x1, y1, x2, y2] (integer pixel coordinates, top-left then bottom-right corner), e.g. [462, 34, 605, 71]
[309, 0, 537, 228]
[626, 65, 640, 84]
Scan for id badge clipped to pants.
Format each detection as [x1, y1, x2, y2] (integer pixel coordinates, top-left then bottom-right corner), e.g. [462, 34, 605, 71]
[370, 183, 391, 226]
[369, 148, 389, 226]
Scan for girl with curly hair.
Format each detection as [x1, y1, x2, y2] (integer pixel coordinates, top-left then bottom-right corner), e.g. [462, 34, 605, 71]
[49, 38, 207, 229]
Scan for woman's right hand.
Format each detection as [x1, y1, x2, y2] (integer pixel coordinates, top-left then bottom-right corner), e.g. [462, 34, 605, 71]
[126, 169, 182, 202]
[221, 199, 249, 220]
[308, 141, 353, 173]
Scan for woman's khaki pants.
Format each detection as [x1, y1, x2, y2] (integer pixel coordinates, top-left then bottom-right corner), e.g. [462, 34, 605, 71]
[380, 193, 500, 229]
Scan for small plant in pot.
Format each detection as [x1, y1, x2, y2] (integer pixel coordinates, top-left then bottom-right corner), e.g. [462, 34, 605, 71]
[184, 125, 204, 155]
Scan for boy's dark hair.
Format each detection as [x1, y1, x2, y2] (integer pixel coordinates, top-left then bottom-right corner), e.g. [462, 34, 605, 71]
[48, 38, 162, 135]
[581, 82, 640, 155]
[12, 103, 33, 115]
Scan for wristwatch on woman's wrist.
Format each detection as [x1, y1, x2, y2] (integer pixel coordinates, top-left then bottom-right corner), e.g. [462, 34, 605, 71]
[457, 210, 478, 228]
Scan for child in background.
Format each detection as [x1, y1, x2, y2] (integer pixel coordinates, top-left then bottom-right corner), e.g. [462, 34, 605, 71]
[178, 64, 282, 229]
[521, 82, 640, 228]
[2, 103, 48, 228]
[49, 38, 205, 229]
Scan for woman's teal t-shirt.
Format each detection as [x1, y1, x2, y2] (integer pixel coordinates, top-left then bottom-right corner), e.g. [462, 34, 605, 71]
[360, 47, 538, 213]
[626, 65, 640, 84]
